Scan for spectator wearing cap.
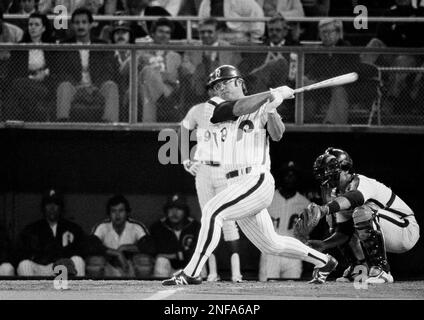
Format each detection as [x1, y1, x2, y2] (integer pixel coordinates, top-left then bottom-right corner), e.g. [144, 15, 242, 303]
[259, 161, 310, 281]
[16, 189, 86, 277]
[150, 193, 204, 278]
[0, 223, 15, 276]
[85, 195, 155, 278]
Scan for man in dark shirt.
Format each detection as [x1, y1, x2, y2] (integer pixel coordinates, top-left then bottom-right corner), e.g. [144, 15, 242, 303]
[16, 189, 86, 276]
[150, 193, 204, 278]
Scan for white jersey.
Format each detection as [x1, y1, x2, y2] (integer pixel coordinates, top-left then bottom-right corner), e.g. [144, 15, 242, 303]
[267, 191, 310, 236]
[93, 219, 149, 250]
[207, 96, 270, 172]
[335, 174, 414, 223]
[181, 103, 221, 162]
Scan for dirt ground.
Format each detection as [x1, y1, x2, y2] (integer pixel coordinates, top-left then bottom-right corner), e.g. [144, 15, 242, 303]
[0, 279, 423, 300]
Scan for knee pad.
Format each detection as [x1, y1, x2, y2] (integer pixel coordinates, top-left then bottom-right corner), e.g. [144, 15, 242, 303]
[222, 220, 240, 242]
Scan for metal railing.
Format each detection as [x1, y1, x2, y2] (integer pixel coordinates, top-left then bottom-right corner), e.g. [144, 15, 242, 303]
[1, 43, 424, 133]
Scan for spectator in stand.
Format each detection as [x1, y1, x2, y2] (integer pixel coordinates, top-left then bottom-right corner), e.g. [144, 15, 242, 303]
[86, 195, 155, 278]
[180, 17, 241, 104]
[299, 0, 329, 40]
[238, 13, 293, 119]
[4, 12, 57, 121]
[79, 0, 107, 38]
[109, 19, 134, 121]
[55, 7, 120, 122]
[131, 18, 182, 122]
[0, 6, 24, 118]
[7, 0, 37, 14]
[150, 193, 205, 278]
[361, 0, 424, 113]
[125, 0, 186, 41]
[198, 0, 265, 42]
[16, 189, 86, 276]
[0, 223, 15, 276]
[151, 0, 182, 16]
[177, 0, 203, 16]
[102, 0, 127, 15]
[256, 0, 305, 17]
[304, 18, 359, 124]
[259, 161, 310, 281]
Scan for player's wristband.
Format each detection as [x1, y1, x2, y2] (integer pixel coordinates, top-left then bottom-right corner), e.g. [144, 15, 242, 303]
[326, 201, 341, 215]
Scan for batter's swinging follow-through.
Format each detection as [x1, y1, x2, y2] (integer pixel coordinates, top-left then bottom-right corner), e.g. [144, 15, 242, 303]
[163, 65, 343, 286]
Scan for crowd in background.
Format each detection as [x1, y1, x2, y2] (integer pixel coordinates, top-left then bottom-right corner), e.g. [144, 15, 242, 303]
[0, 0, 424, 124]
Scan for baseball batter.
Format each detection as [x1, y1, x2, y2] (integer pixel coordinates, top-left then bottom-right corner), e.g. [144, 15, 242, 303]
[163, 65, 338, 286]
[307, 148, 420, 283]
[181, 96, 243, 282]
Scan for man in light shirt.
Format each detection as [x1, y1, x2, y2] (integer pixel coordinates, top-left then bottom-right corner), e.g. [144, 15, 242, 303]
[86, 195, 155, 278]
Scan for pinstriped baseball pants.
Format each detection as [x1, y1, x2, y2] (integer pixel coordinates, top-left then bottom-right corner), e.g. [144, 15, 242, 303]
[184, 170, 329, 278]
[195, 164, 240, 241]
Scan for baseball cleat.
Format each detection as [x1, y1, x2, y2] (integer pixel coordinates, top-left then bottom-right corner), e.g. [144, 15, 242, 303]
[232, 274, 243, 283]
[336, 263, 369, 283]
[206, 274, 221, 282]
[309, 254, 338, 284]
[162, 270, 203, 286]
[365, 266, 394, 284]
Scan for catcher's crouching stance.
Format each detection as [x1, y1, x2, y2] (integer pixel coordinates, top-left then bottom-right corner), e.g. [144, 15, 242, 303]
[294, 148, 420, 284]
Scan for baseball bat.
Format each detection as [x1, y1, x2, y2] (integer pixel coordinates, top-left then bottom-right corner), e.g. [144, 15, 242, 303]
[293, 72, 358, 94]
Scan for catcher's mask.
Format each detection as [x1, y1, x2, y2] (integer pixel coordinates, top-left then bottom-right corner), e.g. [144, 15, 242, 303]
[325, 147, 353, 172]
[206, 65, 247, 94]
[313, 153, 341, 188]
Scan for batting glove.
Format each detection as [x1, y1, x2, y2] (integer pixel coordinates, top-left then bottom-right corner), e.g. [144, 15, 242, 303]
[183, 159, 201, 176]
[275, 85, 295, 100]
[264, 88, 284, 113]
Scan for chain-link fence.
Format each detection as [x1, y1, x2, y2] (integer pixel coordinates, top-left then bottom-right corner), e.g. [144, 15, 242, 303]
[1, 43, 424, 127]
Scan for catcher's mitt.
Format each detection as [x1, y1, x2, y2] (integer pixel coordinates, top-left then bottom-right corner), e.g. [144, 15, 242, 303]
[293, 203, 323, 243]
[53, 258, 77, 277]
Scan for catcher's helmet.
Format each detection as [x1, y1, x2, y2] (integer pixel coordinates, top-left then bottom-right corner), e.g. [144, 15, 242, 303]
[325, 147, 353, 172]
[313, 153, 341, 188]
[206, 65, 243, 89]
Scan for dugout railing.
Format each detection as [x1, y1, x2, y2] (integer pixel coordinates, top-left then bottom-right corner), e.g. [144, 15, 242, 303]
[0, 43, 424, 133]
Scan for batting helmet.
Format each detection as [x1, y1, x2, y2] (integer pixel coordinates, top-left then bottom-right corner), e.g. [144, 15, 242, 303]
[324, 147, 353, 172]
[206, 65, 243, 89]
[313, 153, 341, 188]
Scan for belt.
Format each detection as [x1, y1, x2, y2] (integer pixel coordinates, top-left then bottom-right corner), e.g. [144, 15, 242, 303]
[225, 167, 252, 179]
[201, 161, 220, 167]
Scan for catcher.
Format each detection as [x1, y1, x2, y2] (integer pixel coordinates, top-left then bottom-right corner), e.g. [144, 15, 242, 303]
[294, 147, 420, 284]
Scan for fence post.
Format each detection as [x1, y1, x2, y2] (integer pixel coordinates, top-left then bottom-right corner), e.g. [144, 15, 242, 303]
[295, 50, 304, 125]
[129, 48, 138, 124]
[187, 20, 192, 42]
